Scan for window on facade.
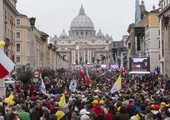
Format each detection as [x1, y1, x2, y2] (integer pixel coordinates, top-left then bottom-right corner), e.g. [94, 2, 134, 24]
[16, 19, 20, 25]
[16, 32, 20, 38]
[81, 32, 83, 35]
[86, 32, 88, 35]
[106, 40, 109, 43]
[16, 44, 20, 52]
[16, 57, 20, 63]
[77, 32, 78, 35]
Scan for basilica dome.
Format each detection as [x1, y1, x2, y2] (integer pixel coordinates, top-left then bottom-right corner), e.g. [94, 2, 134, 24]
[70, 5, 94, 29]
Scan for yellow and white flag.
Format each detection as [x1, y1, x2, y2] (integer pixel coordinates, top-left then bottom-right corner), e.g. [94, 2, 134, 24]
[58, 94, 66, 106]
[111, 75, 122, 93]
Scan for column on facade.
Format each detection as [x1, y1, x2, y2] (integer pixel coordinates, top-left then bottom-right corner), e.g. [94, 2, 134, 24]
[78, 49, 80, 64]
[73, 50, 76, 64]
[89, 49, 91, 64]
[84, 49, 86, 63]
[54, 51, 56, 70]
[164, 29, 170, 75]
[71, 49, 74, 64]
[50, 50, 52, 68]
[87, 49, 89, 64]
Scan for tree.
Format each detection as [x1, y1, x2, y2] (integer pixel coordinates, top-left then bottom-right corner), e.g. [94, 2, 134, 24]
[42, 68, 55, 79]
[16, 66, 33, 87]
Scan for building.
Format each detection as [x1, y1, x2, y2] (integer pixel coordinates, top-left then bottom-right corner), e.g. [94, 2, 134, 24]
[0, 0, 19, 96]
[50, 5, 113, 69]
[126, 0, 160, 72]
[158, 0, 170, 76]
[111, 39, 127, 69]
[138, 7, 160, 72]
[15, 14, 51, 70]
[15, 14, 31, 68]
[3, 0, 19, 61]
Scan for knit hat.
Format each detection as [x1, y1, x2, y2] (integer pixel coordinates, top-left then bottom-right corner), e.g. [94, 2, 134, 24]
[80, 114, 90, 120]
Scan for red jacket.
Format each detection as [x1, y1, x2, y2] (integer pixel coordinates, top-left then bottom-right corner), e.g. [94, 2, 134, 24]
[91, 105, 104, 115]
[105, 111, 113, 120]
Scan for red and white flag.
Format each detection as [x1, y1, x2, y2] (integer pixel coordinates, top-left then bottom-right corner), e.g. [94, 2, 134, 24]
[0, 49, 15, 79]
[99, 72, 106, 78]
[79, 66, 85, 81]
[85, 67, 91, 84]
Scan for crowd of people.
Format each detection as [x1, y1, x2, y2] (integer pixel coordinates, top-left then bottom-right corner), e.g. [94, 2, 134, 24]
[2, 69, 170, 120]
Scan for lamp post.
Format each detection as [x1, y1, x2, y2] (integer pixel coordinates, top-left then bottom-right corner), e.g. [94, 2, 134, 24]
[29, 17, 36, 70]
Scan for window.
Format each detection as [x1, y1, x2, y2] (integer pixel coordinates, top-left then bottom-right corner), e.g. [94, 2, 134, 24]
[86, 32, 88, 35]
[16, 57, 20, 63]
[16, 32, 20, 38]
[81, 32, 83, 35]
[16, 19, 20, 25]
[16, 44, 20, 52]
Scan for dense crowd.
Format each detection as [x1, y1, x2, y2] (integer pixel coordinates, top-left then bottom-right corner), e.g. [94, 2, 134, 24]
[2, 70, 170, 120]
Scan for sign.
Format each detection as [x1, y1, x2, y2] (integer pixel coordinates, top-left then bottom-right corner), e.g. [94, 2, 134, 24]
[33, 70, 40, 78]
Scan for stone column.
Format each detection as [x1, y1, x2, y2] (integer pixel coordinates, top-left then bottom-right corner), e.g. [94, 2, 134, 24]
[78, 49, 80, 64]
[87, 49, 89, 64]
[71, 50, 74, 64]
[84, 49, 86, 63]
[73, 50, 75, 64]
[89, 49, 92, 63]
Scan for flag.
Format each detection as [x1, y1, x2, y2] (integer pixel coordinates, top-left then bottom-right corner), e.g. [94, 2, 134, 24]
[85, 67, 91, 84]
[0, 49, 15, 79]
[111, 75, 122, 93]
[40, 67, 43, 74]
[58, 94, 66, 106]
[79, 66, 85, 81]
[69, 79, 77, 92]
[99, 72, 106, 78]
[40, 74, 47, 95]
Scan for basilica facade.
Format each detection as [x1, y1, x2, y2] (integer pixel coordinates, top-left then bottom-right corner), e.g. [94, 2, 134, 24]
[50, 5, 113, 69]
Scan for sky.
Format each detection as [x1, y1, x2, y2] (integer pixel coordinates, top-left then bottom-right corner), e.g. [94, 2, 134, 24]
[16, 0, 159, 41]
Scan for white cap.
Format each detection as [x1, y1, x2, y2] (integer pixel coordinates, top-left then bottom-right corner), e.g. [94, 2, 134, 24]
[80, 109, 90, 115]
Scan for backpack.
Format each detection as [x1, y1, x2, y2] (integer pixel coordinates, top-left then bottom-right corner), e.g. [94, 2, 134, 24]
[138, 113, 145, 120]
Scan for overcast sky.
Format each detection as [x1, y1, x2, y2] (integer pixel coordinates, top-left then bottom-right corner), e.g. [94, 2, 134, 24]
[16, 0, 159, 41]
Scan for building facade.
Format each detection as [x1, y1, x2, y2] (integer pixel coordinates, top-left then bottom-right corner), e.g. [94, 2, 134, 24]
[126, 0, 160, 72]
[138, 8, 160, 72]
[158, 0, 170, 76]
[50, 6, 113, 69]
[3, 0, 18, 61]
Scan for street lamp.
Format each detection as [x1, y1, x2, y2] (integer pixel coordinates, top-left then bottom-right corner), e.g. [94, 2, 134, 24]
[29, 17, 36, 70]
[29, 17, 36, 30]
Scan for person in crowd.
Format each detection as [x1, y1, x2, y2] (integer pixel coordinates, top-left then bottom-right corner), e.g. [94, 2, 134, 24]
[105, 104, 115, 120]
[134, 104, 147, 120]
[8, 113, 18, 120]
[91, 100, 104, 115]
[16, 104, 30, 120]
[126, 99, 136, 118]
[49, 114, 57, 120]
[161, 109, 170, 120]
[145, 113, 154, 120]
